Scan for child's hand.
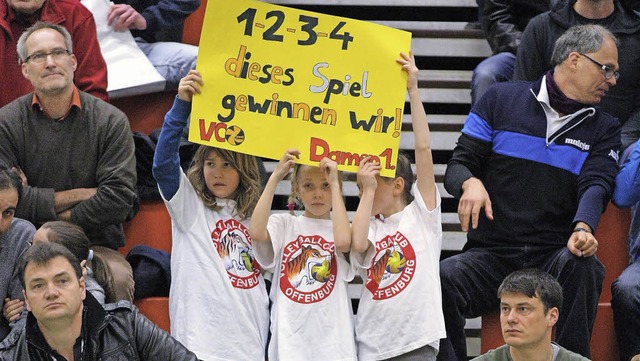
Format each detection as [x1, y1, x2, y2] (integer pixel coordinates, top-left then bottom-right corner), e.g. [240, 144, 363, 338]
[320, 157, 339, 186]
[396, 51, 418, 91]
[273, 149, 300, 181]
[177, 70, 204, 102]
[3, 298, 23, 323]
[357, 156, 381, 193]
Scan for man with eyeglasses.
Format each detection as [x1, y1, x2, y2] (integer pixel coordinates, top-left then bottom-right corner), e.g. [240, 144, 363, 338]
[514, 0, 640, 151]
[438, 24, 620, 361]
[0, 21, 136, 252]
[0, 0, 108, 108]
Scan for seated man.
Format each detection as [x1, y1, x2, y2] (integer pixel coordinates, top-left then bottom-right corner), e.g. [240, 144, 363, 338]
[0, 165, 35, 341]
[610, 140, 640, 361]
[513, 0, 640, 150]
[0, 0, 108, 107]
[107, 0, 199, 89]
[0, 242, 199, 360]
[439, 24, 620, 360]
[0, 21, 137, 250]
[472, 269, 589, 361]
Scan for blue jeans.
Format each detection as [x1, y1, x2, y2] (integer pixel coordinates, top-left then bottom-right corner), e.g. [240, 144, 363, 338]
[612, 262, 640, 361]
[436, 246, 604, 361]
[470, 52, 516, 106]
[136, 38, 198, 90]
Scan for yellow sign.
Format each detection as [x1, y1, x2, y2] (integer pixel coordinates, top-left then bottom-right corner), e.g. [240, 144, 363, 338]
[191, 0, 411, 176]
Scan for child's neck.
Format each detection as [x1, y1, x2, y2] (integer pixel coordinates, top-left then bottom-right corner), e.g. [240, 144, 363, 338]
[380, 199, 407, 219]
[303, 210, 331, 220]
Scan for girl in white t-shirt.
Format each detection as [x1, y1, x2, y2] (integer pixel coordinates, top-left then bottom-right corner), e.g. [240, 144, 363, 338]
[350, 52, 445, 360]
[152, 70, 269, 361]
[249, 152, 357, 361]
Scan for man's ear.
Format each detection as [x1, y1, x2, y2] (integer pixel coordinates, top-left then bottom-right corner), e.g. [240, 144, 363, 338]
[71, 54, 77, 72]
[21, 63, 30, 81]
[22, 290, 31, 312]
[547, 307, 559, 327]
[567, 51, 581, 72]
[79, 276, 86, 301]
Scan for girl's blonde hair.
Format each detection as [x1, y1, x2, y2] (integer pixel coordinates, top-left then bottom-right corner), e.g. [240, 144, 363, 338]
[288, 164, 343, 214]
[187, 145, 261, 219]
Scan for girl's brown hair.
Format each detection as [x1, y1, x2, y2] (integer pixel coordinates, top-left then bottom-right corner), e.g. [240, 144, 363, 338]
[381, 151, 414, 206]
[187, 146, 261, 219]
[39, 221, 117, 303]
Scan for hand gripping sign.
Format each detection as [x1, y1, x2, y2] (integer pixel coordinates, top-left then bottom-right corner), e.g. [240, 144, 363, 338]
[190, 0, 411, 176]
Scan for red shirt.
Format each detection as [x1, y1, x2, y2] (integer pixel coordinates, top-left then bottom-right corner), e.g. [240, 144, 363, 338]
[0, 0, 108, 108]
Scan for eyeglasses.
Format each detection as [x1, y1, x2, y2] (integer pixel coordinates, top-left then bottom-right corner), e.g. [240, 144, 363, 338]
[24, 48, 71, 64]
[579, 53, 620, 80]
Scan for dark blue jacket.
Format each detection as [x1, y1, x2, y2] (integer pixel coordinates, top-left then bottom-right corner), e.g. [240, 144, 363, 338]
[445, 78, 620, 248]
[114, 0, 200, 43]
[513, 0, 640, 149]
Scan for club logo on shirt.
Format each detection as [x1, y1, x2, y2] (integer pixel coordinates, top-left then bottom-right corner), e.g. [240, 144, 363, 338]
[365, 232, 416, 300]
[279, 235, 337, 304]
[211, 219, 261, 289]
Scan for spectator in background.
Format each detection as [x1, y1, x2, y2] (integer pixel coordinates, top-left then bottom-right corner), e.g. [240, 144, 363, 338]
[472, 269, 589, 361]
[439, 24, 620, 360]
[0, 22, 136, 251]
[0, 0, 108, 107]
[0, 165, 35, 341]
[470, 0, 551, 105]
[0, 242, 200, 360]
[514, 0, 640, 151]
[107, 0, 199, 89]
[610, 140, 640, 361]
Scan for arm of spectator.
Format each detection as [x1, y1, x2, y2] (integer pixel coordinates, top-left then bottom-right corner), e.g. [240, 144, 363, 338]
[68, 115, 137, 230]
[139, 0, 201, 35]
[567, 221, 598, 257]
[133, 309, 199, 360]
[620, 106, 640, 151]
[513, 15, 550, 81]
[54, 188, 98, 214]
[457, 177, 493, 232]
[572, 119, 621, 232]
[483, 0, 521, 54]
[152, 70, 202, 201]
[108, 4, 148, 31]
[3, 299, 23, 323]
[72, 8, 108, 101]
[7, 222, 33, 326]
[612, 140, 640, 208]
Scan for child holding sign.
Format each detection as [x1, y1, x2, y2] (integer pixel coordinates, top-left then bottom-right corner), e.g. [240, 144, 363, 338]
[249, 150, 357, 360]
[152, 70, 269, 361]
[350, 52, 445, 360]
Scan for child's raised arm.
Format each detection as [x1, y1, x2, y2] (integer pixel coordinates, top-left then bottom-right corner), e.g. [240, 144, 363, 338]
[152, 70, 203, 201]
[397, 52, 437, 210]
[320, 158, 351, 253]
[249, 149, 300, 243]
[351, 157, 381, 253]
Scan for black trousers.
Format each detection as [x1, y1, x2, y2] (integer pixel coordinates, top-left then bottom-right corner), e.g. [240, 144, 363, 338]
[436, 245, 604, 361]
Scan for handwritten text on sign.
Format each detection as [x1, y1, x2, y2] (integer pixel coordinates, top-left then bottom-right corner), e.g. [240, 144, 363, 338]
[191, 0, 411, 176]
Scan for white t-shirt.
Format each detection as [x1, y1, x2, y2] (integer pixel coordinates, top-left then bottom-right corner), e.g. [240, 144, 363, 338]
[352, 183, 446, 360]
[162, 172, 269, 361]
[254, 214, 357, 361]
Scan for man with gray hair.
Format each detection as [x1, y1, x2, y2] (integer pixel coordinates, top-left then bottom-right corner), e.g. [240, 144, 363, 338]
[439, 24, 620, 360]
[0, 21, 136, 251]
[473, 269, 589, 361]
